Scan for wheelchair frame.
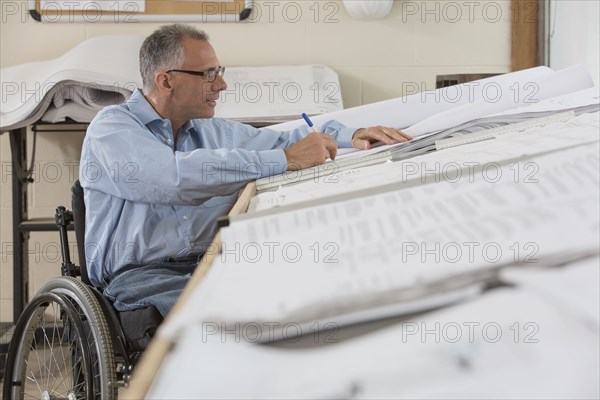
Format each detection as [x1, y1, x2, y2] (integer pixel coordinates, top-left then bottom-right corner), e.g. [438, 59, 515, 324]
[3, 183, 152, 400]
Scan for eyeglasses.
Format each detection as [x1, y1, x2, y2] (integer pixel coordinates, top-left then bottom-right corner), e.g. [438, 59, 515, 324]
[166, 66, 225, 82]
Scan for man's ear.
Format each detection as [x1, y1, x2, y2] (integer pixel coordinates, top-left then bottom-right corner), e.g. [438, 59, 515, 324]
[154, 72, 173, 94]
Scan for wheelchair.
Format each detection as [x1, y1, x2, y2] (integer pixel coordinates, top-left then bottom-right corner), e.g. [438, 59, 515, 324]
[3, 180, 163, 400]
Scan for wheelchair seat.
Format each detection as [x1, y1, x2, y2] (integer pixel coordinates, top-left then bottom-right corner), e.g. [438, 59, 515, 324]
[3, 180, 163, 400]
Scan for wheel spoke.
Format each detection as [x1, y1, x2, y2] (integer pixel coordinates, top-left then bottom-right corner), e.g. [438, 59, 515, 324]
[6, 278, 117, 400]
[27, 314, 46, 397]
[23, 357, 44, 397]
[41, 303, 68, 397]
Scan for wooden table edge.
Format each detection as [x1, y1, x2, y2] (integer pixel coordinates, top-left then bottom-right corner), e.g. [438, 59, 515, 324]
[122, 181, 257, 399]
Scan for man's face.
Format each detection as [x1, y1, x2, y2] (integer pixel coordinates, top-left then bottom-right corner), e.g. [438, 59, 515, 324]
[168, 38, 227, 119]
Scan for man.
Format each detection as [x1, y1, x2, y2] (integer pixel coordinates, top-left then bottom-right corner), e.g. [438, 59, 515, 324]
[80, 24, 411, 317]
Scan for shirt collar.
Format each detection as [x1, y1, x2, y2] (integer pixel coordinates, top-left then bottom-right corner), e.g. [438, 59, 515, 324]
[181, 120, 194, 134]
[126, 89, 197, 136]
[126, 88, 164, 126]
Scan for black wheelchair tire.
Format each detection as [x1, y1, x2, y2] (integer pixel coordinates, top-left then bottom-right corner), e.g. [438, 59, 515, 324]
[3, 277, 117, 400]
[2, 291, 95, 400]
[43, 277, 117, 399]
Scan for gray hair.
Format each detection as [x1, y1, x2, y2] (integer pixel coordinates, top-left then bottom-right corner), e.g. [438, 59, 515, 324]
[139, 24, 209, 93]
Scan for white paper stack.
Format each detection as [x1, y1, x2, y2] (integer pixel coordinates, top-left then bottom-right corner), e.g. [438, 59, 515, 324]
[1, 35, 145, 131]
[214, 64, 344, 125]
[1, 34, 344, 131]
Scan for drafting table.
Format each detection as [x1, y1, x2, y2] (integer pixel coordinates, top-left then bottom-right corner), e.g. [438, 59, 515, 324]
[123, 105, 600, 398]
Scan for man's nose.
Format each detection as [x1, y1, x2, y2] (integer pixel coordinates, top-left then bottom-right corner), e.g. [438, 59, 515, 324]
[212, 75, 227, 91]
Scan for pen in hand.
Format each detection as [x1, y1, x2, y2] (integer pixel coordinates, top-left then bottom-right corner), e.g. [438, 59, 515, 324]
[302, 113, 318, 133]
[297, 112, 337, 162]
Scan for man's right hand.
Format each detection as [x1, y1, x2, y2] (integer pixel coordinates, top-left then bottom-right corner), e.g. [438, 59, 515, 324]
[283, 132, 338, 171]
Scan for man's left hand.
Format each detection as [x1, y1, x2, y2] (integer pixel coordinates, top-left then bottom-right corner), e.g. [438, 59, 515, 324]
[352, 126, 412, 150]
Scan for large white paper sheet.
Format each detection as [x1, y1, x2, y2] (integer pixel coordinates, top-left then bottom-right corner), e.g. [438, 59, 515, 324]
[149, 268, 600, 399]
[161, 141, 600, 341]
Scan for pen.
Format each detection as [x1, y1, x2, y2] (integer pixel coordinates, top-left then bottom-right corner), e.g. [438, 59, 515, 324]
[302, 113, 318, 132]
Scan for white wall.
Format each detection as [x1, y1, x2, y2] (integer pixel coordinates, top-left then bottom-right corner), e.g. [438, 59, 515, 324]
[549, 0, 600, 85]
[0, 0, 511, 321]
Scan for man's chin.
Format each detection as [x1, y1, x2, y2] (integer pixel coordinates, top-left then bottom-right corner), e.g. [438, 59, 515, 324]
[202, 100, 218, 117]
[195, 110, 216, 119]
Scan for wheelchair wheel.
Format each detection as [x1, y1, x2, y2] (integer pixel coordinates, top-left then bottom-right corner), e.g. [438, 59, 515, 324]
[3, 277, 117, 400]
[3, 291, 94, 400]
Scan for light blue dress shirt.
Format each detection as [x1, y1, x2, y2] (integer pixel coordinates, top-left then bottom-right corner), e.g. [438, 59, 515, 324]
[80, 89, 356, 287]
